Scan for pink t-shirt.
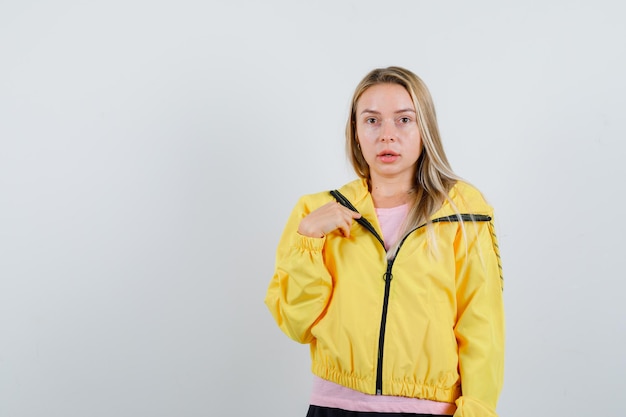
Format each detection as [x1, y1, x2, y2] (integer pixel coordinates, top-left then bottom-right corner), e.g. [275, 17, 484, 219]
[376, 203, 409, 250]
[309, 203, 456, 415]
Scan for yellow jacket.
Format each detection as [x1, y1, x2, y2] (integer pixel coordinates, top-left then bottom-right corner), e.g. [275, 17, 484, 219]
[265, 179, 505, 417]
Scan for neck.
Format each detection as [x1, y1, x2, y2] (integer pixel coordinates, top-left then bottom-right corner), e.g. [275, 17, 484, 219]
[369, 177, 413, 208]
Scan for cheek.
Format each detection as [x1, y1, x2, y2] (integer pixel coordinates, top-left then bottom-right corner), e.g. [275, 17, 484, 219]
[410, 129, 422, 148]
[356, 140, 377, 163]
[355, 125, 365, 140]
[412, 140, 423, 160]
[356, 125, 376, 142]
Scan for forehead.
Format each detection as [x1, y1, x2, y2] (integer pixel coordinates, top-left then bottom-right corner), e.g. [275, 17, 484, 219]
[356, 83, 414, 112]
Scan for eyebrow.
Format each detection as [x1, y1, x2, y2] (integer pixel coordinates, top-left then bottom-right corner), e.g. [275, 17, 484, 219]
[360, 108, 416, 115]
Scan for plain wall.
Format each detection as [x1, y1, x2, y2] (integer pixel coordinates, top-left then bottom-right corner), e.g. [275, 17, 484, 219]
[1, 1, 625, 416]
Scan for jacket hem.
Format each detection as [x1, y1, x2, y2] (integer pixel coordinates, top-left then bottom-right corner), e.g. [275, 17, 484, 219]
[312, 362, 461, 404]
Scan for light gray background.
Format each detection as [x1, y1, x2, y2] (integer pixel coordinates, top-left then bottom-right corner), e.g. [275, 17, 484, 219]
[1, 1, 624, 416]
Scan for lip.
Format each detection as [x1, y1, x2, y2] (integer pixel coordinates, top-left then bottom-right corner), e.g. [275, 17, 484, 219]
[377, 149, 400, 163]
[377, 149, 399, 157]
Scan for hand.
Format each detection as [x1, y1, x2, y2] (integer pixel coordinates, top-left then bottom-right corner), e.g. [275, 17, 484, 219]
[298, 201, 362, 238]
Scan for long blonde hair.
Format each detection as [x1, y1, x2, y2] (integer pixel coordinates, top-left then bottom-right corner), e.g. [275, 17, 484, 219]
[346, 66, 462, 255]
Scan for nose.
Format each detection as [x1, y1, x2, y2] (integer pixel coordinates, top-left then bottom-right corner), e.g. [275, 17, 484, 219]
[380, 120, 396, 142]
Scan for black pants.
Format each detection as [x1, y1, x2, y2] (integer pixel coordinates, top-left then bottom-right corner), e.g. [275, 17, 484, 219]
[306, 405, 452, 417]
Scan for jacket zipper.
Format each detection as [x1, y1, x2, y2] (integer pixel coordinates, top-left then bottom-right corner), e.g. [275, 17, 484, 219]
[376, 259, 393, 394]
[329, 190, 491, 395]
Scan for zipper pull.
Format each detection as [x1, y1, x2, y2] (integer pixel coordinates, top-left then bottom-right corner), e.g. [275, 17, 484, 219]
[383, 263, 393, 282]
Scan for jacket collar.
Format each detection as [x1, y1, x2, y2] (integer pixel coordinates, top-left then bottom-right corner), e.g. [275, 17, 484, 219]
[335, 178, 492, 221]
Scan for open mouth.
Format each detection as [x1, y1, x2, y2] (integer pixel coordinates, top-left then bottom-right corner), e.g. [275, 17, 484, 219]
[378, 151, 399, 163]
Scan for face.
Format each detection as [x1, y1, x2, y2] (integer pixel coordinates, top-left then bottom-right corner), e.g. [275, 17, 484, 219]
[355, 83, 422, 184]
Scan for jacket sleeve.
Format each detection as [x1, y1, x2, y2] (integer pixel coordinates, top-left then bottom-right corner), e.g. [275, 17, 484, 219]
[264, 196, 334, 344]
[453, 215, 505, 417]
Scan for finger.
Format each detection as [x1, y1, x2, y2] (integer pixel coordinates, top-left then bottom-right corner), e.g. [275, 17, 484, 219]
[336, 204, 361, 219]
[338, 221, 351, 238]
[342, 212, 359, 237]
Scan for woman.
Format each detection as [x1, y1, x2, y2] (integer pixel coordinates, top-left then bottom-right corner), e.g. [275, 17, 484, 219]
[265, 66, 505, 417]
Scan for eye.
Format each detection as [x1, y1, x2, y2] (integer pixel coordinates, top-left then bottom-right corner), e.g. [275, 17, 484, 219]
[399, 117, 411, 124]
[365, 117, 377, 124]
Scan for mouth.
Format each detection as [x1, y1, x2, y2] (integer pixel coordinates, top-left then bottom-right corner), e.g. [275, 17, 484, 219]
[377, 150, 400, 163]
[377, 150, 399, 157]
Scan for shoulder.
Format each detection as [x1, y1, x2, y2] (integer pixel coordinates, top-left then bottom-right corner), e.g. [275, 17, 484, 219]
[444, 180, 494, 216]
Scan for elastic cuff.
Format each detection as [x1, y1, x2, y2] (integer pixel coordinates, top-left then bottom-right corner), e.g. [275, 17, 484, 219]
[293, 233, 326, 252]
[453, 396, 498, 417]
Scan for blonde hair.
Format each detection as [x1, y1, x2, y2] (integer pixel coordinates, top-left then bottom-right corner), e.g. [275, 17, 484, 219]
[346, 66, 462, 256]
